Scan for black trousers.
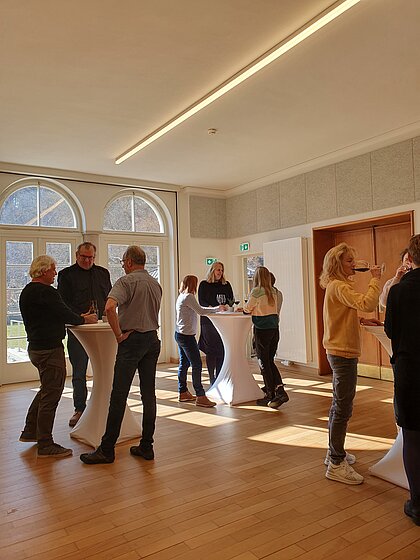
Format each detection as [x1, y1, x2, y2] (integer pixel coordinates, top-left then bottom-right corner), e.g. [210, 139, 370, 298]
[402, 428, 420, 507]
[101, 331, 161, 454]
[254, 327, 282, 394]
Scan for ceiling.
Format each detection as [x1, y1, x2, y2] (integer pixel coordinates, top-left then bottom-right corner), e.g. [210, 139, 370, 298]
[1, 0, 420, 193]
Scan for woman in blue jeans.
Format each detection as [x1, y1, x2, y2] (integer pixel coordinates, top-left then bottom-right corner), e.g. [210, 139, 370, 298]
[175, 275, 224, 407]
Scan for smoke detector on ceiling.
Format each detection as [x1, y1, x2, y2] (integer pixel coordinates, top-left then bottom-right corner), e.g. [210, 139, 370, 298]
[207, 128, 218, 135]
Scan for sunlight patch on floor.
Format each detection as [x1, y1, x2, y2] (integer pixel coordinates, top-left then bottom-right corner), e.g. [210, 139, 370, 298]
[169, 411, 238, 427]
[249, 423, 395, 450]
[282, 378, 322, 387]
[293, 389, 332, 398]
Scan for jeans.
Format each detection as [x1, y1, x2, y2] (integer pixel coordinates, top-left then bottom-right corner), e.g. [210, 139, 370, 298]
[175, 332, 205, 396]
[254, 327, 283, 395]
[101, 330, 160, 455]
[24, 346, 67, 447]
[67, 330, 89, 412]
[327, 354, 358, 465]
[402, 428, 420, 507]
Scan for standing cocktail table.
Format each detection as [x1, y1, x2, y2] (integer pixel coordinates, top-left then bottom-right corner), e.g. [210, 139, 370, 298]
[206, 313, 264, 406]
[68, 322, 140, 447]
[364, 325, 408, 489]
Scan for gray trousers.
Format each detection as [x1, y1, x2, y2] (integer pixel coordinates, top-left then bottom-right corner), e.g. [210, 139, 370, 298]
[24, 346, 67, 448]
[327, 354, 358, 465]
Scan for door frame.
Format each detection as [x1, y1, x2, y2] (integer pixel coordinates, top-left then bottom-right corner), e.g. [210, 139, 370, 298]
[313, 211, 413, 375]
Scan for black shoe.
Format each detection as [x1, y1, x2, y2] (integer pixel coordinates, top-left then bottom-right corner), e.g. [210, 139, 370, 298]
[256, 396, 271, 406]
[19, 431, 37, 442]
[268, 390, 290, 409]
[80, 447, 114, 464]
[130, 445, 154, 460]
[404, 500, 420, 526]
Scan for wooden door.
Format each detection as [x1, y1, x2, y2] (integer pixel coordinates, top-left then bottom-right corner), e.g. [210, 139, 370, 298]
[375, 222, 412, 379]
[313, 212, 413, 379]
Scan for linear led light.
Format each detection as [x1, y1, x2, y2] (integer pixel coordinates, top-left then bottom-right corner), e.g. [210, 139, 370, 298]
[115, 0, 361, 164]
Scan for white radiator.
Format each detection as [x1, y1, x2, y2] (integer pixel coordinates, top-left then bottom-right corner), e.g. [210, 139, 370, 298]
[263, 237, 311, 364]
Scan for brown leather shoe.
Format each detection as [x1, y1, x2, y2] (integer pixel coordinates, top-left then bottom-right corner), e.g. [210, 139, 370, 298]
[196, 395, 217, 408]
[179, 391, 195, 402]
[69, 411, 83, 427]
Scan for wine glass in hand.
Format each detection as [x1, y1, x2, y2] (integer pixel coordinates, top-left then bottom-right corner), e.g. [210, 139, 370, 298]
[89, 300, 99, 316]
[353, 260, 370, 273]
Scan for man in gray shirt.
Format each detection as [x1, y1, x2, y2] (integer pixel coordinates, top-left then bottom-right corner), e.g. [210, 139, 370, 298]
[80, 245, 162, 464]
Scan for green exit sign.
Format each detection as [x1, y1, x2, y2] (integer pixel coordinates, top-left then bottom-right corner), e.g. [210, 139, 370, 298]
[205, 257, 217, 266]
[240, 242, 250, 252]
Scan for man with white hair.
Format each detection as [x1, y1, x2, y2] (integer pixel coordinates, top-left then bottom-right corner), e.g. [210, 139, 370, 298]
[19, 255, 97, 458]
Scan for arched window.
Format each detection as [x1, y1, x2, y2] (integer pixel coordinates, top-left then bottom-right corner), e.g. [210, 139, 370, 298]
[103, 193, 163, 233]
[0, 183, 77, 228]
[1, 179, 81, 371]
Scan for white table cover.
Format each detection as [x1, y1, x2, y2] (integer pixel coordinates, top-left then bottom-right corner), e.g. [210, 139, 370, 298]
[68, 322, 140, 448]
[206, 313, 264, 406]
[364, 325, 408, 489]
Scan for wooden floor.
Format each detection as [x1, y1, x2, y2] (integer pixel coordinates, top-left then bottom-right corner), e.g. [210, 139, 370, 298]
[1, 363, 420, 560]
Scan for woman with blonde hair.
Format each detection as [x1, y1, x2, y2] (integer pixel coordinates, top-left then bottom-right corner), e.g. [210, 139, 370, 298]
[176, 275, 224, 407]
[243, 266, 288, 408]
[198, 262, 234, 384]
[321, 242, 381, 485]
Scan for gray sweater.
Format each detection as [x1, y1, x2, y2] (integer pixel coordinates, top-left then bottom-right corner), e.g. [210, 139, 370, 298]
[175, 293, 217, 335]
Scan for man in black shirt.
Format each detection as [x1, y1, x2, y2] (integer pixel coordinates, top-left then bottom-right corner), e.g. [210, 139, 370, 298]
[19, 255, 97, 458]
[58, 242, 111, 427]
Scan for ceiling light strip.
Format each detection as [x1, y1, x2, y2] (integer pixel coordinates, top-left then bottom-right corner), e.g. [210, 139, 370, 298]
[115, 0, 360, 164]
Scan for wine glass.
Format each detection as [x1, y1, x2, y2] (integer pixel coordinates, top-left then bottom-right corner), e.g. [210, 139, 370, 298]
[353, 260, 386, 274]
[89, 300, 99, 315]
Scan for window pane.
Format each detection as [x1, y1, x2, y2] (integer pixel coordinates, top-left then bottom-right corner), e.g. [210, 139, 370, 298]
[46, 242, 72, 287]
[40, 187, 76, 228]
[6, 241, 33, 265]
[246, 255, 264, 295]
[6, 241, 33, 363]
[107, 244, 160, 284]
[0, 186, 38, 225]
[103, 197, 132, 231]
[134, 197, 162, 233]
[7, 336, 28, 363]
[108, 244, 128, 285]
[143, 245, 159, 265]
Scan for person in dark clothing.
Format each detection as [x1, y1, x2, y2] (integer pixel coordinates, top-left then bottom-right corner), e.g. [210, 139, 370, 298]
[19, 255, 97, 458]
[57, 242, 111, 427]
[198, 261, 234, 384]
[385, 234, 420, 526]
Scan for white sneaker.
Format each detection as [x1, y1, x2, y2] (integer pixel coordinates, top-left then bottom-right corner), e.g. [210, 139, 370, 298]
[326, 460, 364, 485]
[324, 450, 356, 466]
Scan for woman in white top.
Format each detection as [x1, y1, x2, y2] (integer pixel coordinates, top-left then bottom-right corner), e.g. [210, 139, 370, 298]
[175, 275, 224, 407]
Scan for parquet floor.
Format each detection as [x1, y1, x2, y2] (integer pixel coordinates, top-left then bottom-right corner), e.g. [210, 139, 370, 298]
[1, 362, 420, 560]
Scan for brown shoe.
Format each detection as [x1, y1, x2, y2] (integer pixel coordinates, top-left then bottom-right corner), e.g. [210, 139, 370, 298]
[69, 411, 83, 427]
[179, 391, 195, 402]
[196, 395, 217, 408]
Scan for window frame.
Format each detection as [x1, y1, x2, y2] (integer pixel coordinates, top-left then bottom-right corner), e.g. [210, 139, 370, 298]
[103, 190, 166, 235]
[0, 177, 83, 231]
